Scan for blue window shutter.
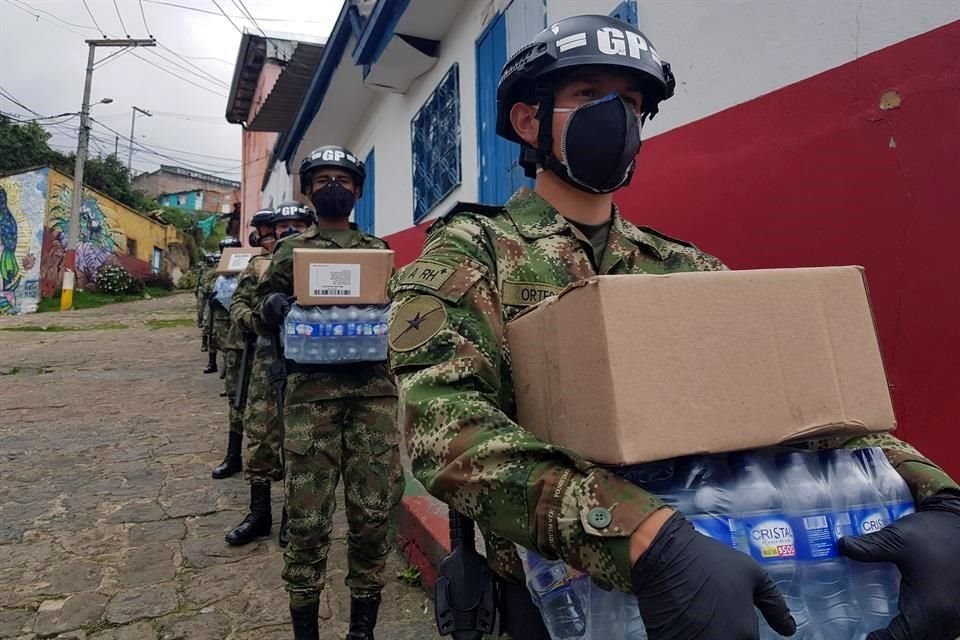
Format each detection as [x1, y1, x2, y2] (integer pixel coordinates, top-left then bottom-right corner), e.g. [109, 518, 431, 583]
[411, 64, 462, 222]
[610, 1, 638, 26]
[354, 149, 376, 234]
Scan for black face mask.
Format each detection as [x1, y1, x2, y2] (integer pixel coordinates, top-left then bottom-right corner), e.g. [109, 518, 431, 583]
[311, 182, 356, 219]
[547, 93, 642, 194]
[277, 226, 301, 241]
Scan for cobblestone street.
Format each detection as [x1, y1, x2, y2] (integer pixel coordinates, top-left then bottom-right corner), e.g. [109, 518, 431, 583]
[0, 293, 435, 639]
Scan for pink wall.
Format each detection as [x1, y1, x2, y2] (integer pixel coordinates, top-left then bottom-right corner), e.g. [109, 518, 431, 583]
[239, 62, 282, 239]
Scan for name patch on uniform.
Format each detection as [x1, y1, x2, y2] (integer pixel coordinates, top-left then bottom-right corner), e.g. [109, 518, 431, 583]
[400, 260, 455, 291]
[502, 281, 561, 307]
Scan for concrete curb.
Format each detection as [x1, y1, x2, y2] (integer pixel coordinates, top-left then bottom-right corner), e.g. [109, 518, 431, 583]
[397, 494, 450, 590]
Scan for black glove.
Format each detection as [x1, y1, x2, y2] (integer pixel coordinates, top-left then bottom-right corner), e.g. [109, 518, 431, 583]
[261, 293, 294, 331]
[839, 493, 960, 640]
[631, 511, 796, 640]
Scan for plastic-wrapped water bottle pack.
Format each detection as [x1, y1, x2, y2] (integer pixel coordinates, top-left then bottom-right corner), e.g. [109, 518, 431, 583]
[518, 447, 914, 640]
[283, 303, 391, 364]
[213, 275, 238, 309]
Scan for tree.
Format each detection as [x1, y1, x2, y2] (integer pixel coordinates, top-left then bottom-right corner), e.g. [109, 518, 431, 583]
[0, 116, 69, 173]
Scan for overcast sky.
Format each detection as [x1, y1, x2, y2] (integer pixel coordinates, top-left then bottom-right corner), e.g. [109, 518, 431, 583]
[0, 0, 342, 180]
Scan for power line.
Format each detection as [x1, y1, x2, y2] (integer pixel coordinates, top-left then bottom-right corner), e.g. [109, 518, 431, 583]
[7, 0, 98, 32]
[231, 0, 266, 37]
[128, 51, 229, 98]
[138, 0, 153, 36]
[153, 43, 230, 88]
[0, 85, 43, 117]
[210, 0, 243, 34]
[81, 0, 107, 36]
[93, 46, 134, 70]
[112, 0, 129, 36]
[145, 46, 230, 89]
[141, 0, 330, 24]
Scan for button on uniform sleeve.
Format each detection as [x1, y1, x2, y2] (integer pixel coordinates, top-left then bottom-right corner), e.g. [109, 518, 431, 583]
[388, 217, 665, 591]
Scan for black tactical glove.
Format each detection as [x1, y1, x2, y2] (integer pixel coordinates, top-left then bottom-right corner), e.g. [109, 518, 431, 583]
[839, 493, 960, 640]
[631, 511, 796, 640]
[261, 293, 294, 332]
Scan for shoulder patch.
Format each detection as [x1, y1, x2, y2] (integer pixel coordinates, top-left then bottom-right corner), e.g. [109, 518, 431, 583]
[389, 296, 447, 352]
[637, 226, 697, 249]
[392, 255, 487, 304]
[428, 201, 506, 234]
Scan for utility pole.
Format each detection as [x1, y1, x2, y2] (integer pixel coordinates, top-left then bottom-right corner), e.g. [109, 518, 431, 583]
[114, 135, 119, 157]
[61, 38, 155, 312]
[127, 106, 152, 173]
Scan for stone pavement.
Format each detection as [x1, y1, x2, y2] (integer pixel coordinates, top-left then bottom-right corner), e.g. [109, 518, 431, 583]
[0, 293, 435, 639]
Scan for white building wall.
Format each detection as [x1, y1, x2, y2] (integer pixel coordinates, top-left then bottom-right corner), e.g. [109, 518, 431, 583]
[262, 162, 294, 210]
[308, 0, 960, 238]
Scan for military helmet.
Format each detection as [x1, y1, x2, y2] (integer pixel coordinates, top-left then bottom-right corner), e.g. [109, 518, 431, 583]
[273, 201, 315, 224]
[298, 145, 366, 194]
[249, 208, 275, 227]
[496, 14, 675, 144]
[204, 252, 220, 265]
[218, 236, 242, 251]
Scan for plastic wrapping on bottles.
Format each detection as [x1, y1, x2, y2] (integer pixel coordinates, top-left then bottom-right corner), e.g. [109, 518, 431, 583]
[283, 303, 390, 364]
[517, 447, 908, 640]
[213, 275, 238, 309]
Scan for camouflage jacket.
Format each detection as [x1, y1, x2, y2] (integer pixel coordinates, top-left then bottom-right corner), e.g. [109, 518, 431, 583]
[253, 225, 397, 402]
[229, 254, 272, 340]
[387, 187, 960, 591]
[199, 269, 232, 346]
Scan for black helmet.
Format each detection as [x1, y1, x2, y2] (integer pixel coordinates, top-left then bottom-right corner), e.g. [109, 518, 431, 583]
[497, 15, 675, 179]
[218, 237, 241, 251]
[299, 145, 366, 195]
[273, 201, 315, 224]
[249, 208, 275, 227]
[205, 252, 220, 265]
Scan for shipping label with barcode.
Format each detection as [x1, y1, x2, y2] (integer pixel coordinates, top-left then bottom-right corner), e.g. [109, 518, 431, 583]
[309, 263, 360, 297]
[227, 253, 253, 270]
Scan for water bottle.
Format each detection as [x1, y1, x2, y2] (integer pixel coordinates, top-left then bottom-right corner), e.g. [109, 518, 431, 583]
[284, 305, 305, 361]
[856, 447, 914, 521]
[775, 451, 856, 640]
[824, 449, 899, 631]
[303, 307, 323, 362]
[517, 548, 588, 639]
[586, 581, 646, 640]
[732, 452, 816, 640]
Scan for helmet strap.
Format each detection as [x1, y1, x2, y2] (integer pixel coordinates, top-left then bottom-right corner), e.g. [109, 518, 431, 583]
[519, 84, 555, 179]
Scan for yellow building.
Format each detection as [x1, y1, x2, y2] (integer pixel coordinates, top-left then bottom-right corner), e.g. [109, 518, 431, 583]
[0, 166, 186, 315]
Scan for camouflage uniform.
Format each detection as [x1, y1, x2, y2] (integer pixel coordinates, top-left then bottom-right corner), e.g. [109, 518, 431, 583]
[198, 269, 221, 350]
[254, 226, 404, 608]
[387, 187, 960, 593]
[219, 276, 245, 436]
[230, 254, 283, 482]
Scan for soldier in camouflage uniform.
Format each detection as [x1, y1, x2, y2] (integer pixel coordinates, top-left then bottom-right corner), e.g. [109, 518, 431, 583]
[255, 147, 403, 640]
[388, 15, 960, 640]
[225, 208, 288, 547]
[197, 258, 221, 372]
[195, 253, 218, 353]
[211, 236, 245, 479]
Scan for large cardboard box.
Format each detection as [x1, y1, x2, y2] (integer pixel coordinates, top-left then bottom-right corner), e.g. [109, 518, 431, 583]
[293, 248, 394, 306]
[506, 267, 896, 465]
[217, 247, 264, 275]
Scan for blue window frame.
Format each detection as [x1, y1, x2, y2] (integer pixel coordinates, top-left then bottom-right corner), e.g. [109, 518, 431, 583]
[411, 64, 461, 222]
[610, 0, 638, 26]
[354, 149, 376, 234]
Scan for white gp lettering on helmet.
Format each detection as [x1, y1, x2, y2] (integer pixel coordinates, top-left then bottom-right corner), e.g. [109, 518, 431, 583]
[596, 27, 662, 66]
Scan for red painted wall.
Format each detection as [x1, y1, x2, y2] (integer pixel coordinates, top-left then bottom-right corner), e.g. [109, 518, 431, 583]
[384, 21, 960, 478]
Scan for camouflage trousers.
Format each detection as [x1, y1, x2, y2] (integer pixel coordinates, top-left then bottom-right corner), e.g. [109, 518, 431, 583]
[223, 349, 244, 435]
[282, 395, 403, 607]
[243, 345, 283, 483]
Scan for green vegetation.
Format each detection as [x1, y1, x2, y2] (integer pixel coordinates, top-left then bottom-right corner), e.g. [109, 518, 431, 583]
[0, 322, 129, 332]
[36, 287, 172, 312]
[396, 565, 422, 586]
[145, 317, 195, 330]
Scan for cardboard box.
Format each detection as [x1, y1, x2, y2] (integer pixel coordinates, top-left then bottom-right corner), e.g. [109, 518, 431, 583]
[293, 248, 394, 305]
[506, 267, 896, 465]
[217, 247, 263, 275]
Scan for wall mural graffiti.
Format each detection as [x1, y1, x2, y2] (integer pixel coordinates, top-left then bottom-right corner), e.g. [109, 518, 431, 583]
[43, 180, 121, 294]
[0, 170, 45, 314]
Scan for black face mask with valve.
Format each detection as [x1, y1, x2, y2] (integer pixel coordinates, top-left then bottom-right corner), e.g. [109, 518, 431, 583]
[311, 181, 356, 219]
[542, 93, 642, 194]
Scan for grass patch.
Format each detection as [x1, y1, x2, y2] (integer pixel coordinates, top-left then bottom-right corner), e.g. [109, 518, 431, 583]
[0, 322, 129, 332]
[145, 317, 195, 330]
[0, 366, 21, 375]
[396, 565, 422, 586]
[37, 287, 172, 312]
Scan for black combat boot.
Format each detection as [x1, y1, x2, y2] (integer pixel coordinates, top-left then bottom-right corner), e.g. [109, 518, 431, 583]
[346, 593, 381, 640]
[278, 505, 289, 548]
[290, 601, 320, 640]
[203, 350, 218, 373]
[225, 482, 271, 545]
[211, 431, 242, 479]
[201, 334, 209, 353]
